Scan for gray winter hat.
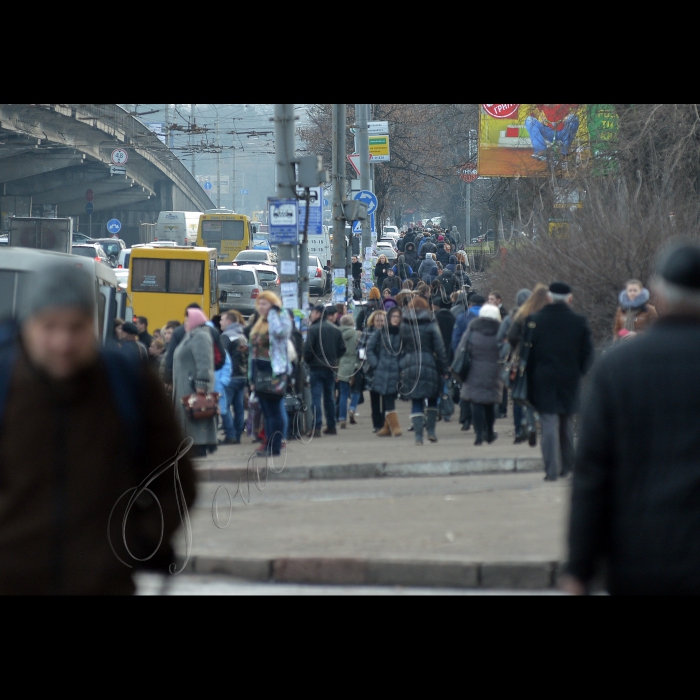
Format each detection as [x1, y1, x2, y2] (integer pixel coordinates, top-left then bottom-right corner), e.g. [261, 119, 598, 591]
[516, 288, 532, 307]
[21, 261, 96, 322]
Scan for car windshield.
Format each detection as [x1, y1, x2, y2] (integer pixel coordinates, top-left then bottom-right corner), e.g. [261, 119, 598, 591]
[72, 247, 97, 258]
[257, 270, 277, 282]
[95, 241, 121, 256]
[219, 269, 256, 285]
[236, 251, 268, 262]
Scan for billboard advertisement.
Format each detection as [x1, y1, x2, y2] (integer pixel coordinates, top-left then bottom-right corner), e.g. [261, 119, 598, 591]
[478, 104, 618, 177]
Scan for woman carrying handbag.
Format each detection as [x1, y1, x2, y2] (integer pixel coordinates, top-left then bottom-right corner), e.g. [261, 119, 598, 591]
[173, 307, 218, 458]
[248, 291, 292, 457]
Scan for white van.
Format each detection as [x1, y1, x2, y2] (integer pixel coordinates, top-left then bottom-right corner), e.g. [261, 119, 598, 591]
[155, 211, 203, 246]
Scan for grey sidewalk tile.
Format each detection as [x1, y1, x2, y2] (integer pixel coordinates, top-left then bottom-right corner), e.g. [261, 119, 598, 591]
[450, 459, 516, 474]
[516, 457, 545, 473]
[193, 556, 272, 581]
[383, 462, 453, 477]
[310, 464, 382, 480]
[480, 562, 555, 589]
[366, 560, 479, 588]
[272, 557, 369, 585]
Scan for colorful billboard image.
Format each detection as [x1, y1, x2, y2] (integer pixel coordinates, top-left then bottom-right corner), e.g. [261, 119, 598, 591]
[478, 104, 617, 178]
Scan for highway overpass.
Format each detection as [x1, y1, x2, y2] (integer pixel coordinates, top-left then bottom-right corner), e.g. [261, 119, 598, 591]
[0, 103, 213, 246]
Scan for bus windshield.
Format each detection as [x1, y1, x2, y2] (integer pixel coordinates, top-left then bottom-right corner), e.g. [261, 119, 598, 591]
[131, 258, 204, 294]
[201, 220, 245, 243]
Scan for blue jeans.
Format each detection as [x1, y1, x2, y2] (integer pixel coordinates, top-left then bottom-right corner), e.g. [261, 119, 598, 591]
[513, 402, 536, 434]
[338, 380, 360, 422]
[220, 387, 235, 439]
[412, 397, 437, 414]
[228, 377, 246, 440]
[257, 393, 287, 454]
[310, 367, 336, 430]
[525, 114, 580, 155]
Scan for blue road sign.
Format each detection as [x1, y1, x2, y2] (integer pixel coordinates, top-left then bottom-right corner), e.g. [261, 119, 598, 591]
[268, 198, 298, 244]
[240, 189, 249, 195]
[354, 190, 378, 215]
[85, 202, 94, 215]
[352, 213, 376, 234]
[204, 181, 213, 191]
[353, 221, 362, 234]
[298, 186, 323, 235]
[323, 198, 329, 207]
[107, 219, 121, 234]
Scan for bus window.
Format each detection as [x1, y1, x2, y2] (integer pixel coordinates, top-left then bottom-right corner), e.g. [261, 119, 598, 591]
[132, 258, 167, 292]
[169, 260, 204, 294]
[201, 221, 223, 244]
[222, 220, 244, 241]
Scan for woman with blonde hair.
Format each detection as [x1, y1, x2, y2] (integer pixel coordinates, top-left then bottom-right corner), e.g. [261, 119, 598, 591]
[358, 309, 388, 432]
[375, 254, 392, 290]
[507, 283, 550, 447]
[248, 290, 292, 457]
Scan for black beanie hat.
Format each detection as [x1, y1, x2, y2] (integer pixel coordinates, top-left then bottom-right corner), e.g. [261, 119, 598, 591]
[549, 282, 572, 295]
[658, 242, 700, 291]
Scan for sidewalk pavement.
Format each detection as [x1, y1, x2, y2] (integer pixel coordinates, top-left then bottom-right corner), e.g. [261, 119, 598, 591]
[176, 473, 574, 591]
[194, 400, 547, 482]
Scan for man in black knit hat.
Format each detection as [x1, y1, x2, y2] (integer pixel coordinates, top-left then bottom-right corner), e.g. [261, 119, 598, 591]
[525, 282, 594, 482]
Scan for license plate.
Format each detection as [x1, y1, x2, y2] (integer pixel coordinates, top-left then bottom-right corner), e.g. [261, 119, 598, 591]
[229, 292, 241, 298]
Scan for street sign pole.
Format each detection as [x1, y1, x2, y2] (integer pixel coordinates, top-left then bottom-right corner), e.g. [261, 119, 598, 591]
[357, 104, 372, 256]
[273, 104, 298, 312]
[331, 104, 347, 305]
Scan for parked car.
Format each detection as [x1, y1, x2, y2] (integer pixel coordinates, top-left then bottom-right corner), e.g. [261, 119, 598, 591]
[217, 264, 262, 316]
[0, 235, 8, 246]
[253, 264, 279, 291]
[383, 225, 400, 237]
[376, 242, 398, 261]
[71, 243, 110, 266]
[233, 249, 277, 266]
[90, 237, 126, 266]
[117, 248, 131, 270]
[308, 255, 330, 296]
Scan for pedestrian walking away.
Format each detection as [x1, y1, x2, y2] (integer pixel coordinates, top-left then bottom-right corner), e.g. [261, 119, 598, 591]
[564, 242, 700, 595]
[367, 306, 404, 437]
[173, 308, 218, 458]
[337, 315, 361, 429]
[303, 305, 346, 437]
[359, 309, 388, 432]
[400, 297, 448, 445]
[0, 261, 196, 595]
[219, 311, 248, 444]
[459, 304, 504, 445]
[248, 291, 292, 456]
[525, 282, 594, 481]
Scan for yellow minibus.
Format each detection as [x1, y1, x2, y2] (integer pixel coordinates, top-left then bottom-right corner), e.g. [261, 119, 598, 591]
[196, 209, 254, 263]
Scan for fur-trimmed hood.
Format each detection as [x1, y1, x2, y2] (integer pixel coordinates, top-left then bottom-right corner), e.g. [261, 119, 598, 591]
[619, 288, 650, 310]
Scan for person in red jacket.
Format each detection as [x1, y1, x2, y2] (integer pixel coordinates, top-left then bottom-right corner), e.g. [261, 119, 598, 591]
[525, 104, 581, 160]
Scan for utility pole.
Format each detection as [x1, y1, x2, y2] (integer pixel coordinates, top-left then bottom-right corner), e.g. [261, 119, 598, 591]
[331, 104, 347, 303]
[164, 104, 170, 150]
[216, 116, 221, 208]
[190, 103, 196, 179]
[273, 103, 297, 311]
[232, 148, 236, 211]
[356, 104, 371, 255]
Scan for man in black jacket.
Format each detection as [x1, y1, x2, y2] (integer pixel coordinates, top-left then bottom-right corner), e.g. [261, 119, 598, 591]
[526, 282, 594, 481]
[303, 306, 346, 436]
[564, 243, 700, 595]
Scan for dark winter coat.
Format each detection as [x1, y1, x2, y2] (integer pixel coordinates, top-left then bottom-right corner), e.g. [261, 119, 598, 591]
[382, 274, 398, 292]
[451, 293, 469, 319]
[351, 261, 362, 280]
[355, 299, 381, 332]
[568, 316, 700, 594]
[435, 309, 457, 364]
[525, 303, 594, 415]
[438, 269, 456, 297]
[0, 344, 196, 595]
[374, 261, 392, 288]
[397, 237, 406, 252]
[403, 242, 418, 268]
[304, 317, 346, 370]
[399, 310, 448, 400]
[452, 305, 482, 352]
[366, 323, 402, 396]
[459, 317, 503, 405]
[435, 245, 450, 266]
[612, 289, 658, 340]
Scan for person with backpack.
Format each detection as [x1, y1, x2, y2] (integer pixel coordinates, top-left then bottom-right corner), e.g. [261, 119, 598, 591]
[0, 262, 196, 595]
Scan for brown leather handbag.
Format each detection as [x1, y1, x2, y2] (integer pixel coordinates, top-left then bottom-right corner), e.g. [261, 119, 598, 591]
[180, 392, 220, 420]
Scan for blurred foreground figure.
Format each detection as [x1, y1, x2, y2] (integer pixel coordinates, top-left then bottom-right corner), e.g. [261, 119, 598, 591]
[565, 242, 700, 595]
[0, 263, 196, 595]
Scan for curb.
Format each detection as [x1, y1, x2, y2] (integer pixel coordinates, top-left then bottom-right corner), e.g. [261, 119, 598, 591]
[182, 555, 561, 590]
[194, 457, 546, 482]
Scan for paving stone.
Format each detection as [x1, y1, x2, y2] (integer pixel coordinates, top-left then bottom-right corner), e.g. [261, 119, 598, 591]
[480, 562, 554, 589]
[367, 560, 479, 588]
[272, 557, 368, 585]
